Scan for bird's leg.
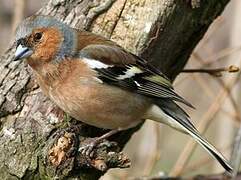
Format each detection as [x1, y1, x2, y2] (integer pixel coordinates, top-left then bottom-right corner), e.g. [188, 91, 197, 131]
[79, 128, 122, 157]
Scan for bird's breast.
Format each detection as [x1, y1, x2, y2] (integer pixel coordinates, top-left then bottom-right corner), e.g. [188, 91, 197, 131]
[34, 60, 151, 129]
[48, 76, 151, 129]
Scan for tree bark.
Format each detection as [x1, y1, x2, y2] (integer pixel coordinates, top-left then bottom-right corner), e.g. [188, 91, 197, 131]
[0, 0, 230, 179]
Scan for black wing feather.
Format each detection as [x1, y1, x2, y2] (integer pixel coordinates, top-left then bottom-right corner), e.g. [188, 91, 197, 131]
[94, 64, 193, 108]
[78, 44, 193, 108]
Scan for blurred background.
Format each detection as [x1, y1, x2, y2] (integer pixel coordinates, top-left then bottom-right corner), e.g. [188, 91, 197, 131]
[0, 0, 240, 179]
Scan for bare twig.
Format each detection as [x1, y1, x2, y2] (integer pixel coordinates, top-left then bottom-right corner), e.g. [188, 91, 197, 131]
[182, 65, 239, 76]
[190, 53, 241, 125]
[175, 47, 241, 86]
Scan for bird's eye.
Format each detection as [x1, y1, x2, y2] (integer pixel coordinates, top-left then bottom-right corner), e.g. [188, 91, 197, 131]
[34, 32, 42, 42]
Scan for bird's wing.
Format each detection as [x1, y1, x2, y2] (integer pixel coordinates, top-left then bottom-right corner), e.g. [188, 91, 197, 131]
[77, 44, 193, 108]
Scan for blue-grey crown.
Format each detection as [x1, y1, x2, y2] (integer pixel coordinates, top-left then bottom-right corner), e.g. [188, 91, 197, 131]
[15, 15, 78, 60]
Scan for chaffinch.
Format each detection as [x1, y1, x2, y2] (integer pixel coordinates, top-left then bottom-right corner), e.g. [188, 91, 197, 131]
[13, 15, 232, 172]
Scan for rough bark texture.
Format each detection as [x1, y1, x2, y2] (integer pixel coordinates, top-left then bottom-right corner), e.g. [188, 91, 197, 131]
[0, 0, 230, 179]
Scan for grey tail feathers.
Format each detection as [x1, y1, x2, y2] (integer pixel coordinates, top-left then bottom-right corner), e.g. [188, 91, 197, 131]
[155, 99, 233, 173]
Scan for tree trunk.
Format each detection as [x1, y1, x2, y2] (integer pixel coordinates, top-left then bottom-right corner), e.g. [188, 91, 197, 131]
[0, 0, 230, 179]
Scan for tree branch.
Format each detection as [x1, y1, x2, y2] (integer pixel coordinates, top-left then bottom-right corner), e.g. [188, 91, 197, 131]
[182, 65, 239, 76]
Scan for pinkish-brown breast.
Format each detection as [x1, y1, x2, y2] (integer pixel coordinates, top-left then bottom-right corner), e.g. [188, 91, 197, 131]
[35, 59, 151, 129]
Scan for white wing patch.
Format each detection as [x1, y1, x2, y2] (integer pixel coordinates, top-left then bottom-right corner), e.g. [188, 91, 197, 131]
[117, 66, 143, 80]
[134, 80, 141, 87]
[82, 58, 112, 69]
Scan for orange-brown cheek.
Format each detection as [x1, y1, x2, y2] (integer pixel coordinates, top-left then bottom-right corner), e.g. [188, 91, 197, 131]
[28, 28, 63, 67]
[35, 46, 58, 61]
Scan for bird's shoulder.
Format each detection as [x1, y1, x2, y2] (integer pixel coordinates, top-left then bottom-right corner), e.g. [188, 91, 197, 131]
[76, 30, 136, 65]
[74, 31, 173, 89]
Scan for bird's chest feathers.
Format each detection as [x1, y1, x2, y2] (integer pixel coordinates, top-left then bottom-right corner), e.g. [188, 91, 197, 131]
[34, 59, 151, 129]
[35, 60, 101, 110]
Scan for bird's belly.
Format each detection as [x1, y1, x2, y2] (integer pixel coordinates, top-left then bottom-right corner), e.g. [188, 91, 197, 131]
[48, 81, 151, 129]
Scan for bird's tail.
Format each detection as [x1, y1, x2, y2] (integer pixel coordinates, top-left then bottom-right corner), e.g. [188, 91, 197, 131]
[146, 99, 233, 173]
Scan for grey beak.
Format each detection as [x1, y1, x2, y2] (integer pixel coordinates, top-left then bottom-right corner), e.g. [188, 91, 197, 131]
[13, 44, 33, 61]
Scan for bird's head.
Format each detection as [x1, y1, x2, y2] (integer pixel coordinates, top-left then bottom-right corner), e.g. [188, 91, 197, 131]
[13, 15, 78, 68]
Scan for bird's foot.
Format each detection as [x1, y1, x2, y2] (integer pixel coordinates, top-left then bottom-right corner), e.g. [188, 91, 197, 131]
[78, 137, 117, 157]
[78, 129, 121, 157]
[78, 137, 101, 157]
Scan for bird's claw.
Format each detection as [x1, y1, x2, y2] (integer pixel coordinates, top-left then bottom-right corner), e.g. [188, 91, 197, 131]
[78, 138, 118, 158]
[79, 139, 98, 157]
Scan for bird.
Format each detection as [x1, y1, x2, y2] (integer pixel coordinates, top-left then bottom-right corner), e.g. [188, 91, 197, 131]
[13, 15, 233, 173]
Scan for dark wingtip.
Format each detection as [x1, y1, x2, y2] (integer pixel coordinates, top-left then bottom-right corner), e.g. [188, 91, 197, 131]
[177, 98, 195, 109]
[186, 101, 195, 109]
